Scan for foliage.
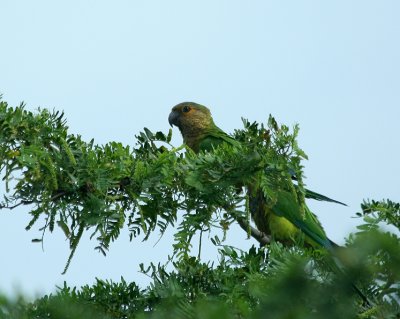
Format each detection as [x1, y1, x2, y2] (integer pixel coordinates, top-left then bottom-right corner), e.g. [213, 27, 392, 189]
[0, 99, 399, 318]
[358, 199, 400, 229]
[1, 227, 399, 318]
[0, 100, 306, 269]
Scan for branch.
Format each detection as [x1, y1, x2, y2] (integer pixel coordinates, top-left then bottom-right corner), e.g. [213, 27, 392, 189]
[236, 217, 271, 246]
[0, 191, 68, 211]
[0, 200, 34, 210]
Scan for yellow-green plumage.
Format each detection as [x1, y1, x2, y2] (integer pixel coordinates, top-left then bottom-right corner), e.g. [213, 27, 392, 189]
[168, 102, 370, 305]
[248, 179, 300, 245]
[169, 102, 332, 249]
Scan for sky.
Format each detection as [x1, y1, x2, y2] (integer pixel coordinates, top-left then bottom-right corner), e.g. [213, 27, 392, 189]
[0, 0, 399, 298]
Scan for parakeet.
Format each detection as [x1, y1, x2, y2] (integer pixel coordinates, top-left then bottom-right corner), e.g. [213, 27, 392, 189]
[169, 101, 371, 305]
[168, 101, 341, 249]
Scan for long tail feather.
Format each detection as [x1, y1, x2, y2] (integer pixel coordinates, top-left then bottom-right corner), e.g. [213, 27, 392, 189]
[305, 189, 347, 206]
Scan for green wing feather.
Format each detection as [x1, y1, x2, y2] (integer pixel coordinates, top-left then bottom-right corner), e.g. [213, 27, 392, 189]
[189, 114, 368, 304]
[198, 126, 239, 152]
[197, 124, 342, 249]
[271, 190, 333, 249]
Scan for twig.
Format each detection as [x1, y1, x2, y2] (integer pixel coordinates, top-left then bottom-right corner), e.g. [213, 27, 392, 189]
[236, 217, 271, 246]
[0, 191, 68, 211]
[0, 200, 34, 210]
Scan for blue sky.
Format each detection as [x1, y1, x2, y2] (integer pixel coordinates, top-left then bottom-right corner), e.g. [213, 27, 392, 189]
[1, 1, 399, 297]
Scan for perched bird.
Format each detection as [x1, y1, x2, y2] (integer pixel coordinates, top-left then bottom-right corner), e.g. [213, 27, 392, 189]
[168, 101, 342, 249]
[169, 101, 370, 305]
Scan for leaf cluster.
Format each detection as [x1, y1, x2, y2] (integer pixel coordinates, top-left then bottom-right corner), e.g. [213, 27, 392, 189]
[1, 100, 399, 318]
[2, 225, 399, 318]
[0, 100, 307, 269]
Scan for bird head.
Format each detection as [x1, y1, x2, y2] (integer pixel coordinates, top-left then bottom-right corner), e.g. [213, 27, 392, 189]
[168, 102, 214, 137]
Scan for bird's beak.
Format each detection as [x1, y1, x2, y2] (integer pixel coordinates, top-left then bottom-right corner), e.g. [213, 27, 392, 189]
[168, 110, 179, 127]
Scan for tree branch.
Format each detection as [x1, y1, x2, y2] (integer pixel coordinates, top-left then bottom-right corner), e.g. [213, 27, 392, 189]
[236, 217, 271, 246]
[0, 191, 68, 211]
[0, 200, 34, 210]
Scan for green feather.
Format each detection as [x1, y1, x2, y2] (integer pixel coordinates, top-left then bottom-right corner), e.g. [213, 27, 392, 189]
[271, 190, 333, 249]
[171, 102, 369, 304]
[170, 102, 343, 248]
[305, 189, 346, 206]
[194, 122, 342, 249]
[198, 127, 240, 152]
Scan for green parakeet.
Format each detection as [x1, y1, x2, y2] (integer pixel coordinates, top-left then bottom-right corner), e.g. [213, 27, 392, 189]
[169, 101, 370, 305]
[168, 102, 342, 250]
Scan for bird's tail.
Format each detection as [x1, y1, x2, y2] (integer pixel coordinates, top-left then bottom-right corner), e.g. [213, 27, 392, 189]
[305, 189, 347, 206]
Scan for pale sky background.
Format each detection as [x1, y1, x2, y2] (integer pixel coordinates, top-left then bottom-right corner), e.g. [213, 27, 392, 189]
[0, 1, 399, 298]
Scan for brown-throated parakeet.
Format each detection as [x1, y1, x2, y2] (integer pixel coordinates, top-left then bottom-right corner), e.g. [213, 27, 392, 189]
[168, 101, 343, 250]
[169, 102, 370, 305]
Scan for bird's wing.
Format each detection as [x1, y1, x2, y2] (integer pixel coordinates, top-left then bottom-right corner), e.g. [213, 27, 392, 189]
[271, 190, 334, 249]
[198, 127, 239, 152]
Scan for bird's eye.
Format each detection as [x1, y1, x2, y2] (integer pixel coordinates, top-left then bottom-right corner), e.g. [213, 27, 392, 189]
[182, 106, 191, 113]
